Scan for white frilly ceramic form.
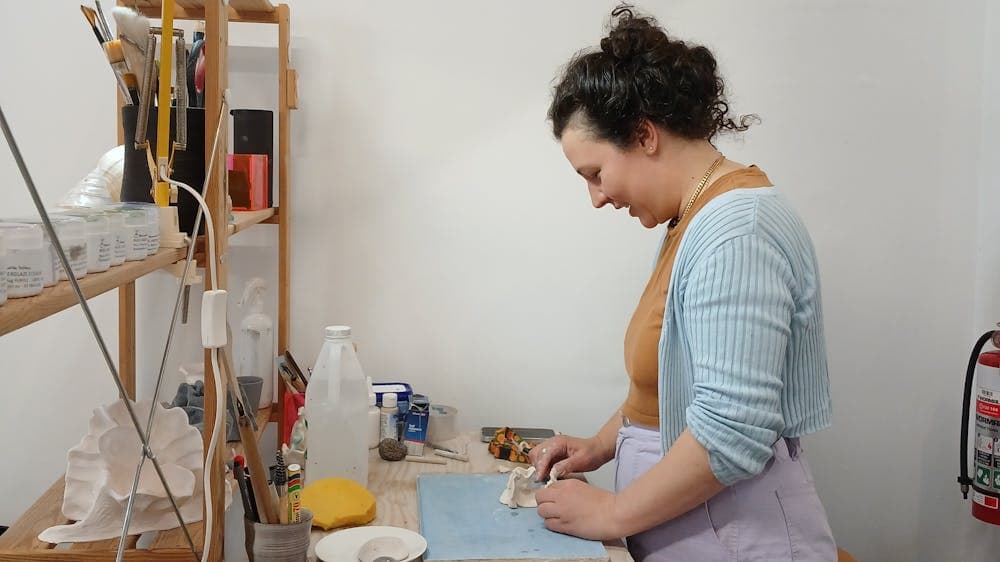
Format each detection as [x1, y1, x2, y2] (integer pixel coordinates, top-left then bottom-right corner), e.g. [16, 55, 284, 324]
[39, 399, 231, 543]
[499, 465, 538, 509]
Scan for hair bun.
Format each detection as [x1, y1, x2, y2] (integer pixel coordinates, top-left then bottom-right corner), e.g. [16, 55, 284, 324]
[599, 6, 664, 63]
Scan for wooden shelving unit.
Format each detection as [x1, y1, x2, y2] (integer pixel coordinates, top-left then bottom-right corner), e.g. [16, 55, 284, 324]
[0, 1, 295, 560]
[0, 249, 186, 337]
[230, 208, 276, 234]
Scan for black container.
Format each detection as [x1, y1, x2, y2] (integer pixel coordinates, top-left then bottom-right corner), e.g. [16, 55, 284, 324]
[121, 106, 206, 235]
[231, 109, 274, 207]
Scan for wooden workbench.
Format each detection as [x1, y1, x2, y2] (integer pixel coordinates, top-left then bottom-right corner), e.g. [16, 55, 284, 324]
[307, 431, 634, 562]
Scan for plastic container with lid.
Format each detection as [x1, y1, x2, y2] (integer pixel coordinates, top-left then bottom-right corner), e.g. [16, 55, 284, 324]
[119, 202, 160, 256]
[56, 209, 112, 273]
[102, 208, 128, 266]
[108, 205, 148, 261]
[0, 223, 45, 298]
[10, 216, 88, 280]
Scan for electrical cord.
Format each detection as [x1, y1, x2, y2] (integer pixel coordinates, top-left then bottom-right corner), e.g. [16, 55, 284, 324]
[160, 173, 221, 562]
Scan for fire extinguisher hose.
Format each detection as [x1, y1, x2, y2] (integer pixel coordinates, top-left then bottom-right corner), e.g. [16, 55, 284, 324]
[959, 330, 999, 499]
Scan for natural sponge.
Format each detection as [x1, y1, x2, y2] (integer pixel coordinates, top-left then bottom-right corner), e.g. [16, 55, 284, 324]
[300, 477, 377, 530]
[378, 438, 407, 461]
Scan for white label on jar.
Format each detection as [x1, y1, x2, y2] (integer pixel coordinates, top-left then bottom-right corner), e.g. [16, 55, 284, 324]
[126, 227, 147, 260]
[134, 230, 148, 254]
[113, 233, 127, 263]
[98, 235, 112, 265]
[146, 227, 160, 255]
[7, 248, 43, 297]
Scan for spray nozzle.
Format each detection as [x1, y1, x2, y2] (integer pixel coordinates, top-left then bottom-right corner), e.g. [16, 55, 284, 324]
[239, 277, 267, 311]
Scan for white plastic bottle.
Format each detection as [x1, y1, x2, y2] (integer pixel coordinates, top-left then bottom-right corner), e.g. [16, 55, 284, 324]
[380, 393, 399, 441]
[305, 326, 369, 486]
[237, 278, 274, 409]
[367, 377, 380, 449]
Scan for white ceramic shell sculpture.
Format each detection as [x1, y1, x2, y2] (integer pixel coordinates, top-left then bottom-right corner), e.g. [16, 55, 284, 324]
[39, 399, 231, 543]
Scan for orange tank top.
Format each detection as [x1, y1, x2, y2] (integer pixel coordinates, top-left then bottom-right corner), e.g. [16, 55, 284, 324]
[621, 166, 773, 427]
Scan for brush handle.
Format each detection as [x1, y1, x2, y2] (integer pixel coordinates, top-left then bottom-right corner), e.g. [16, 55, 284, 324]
[434, 450, 469, 462]
[405, 455, 447, 465]
[94, 0, 113, 41]
[238, 411, 279, 524]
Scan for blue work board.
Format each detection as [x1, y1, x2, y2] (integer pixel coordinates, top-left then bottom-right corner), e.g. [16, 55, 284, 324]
[417, 473, 609, 561]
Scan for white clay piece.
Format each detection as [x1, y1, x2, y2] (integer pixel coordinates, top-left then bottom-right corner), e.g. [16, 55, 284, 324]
[545, 466, 560, 488]
[499, 466, 538, 509]
[38, 399, 231, 544]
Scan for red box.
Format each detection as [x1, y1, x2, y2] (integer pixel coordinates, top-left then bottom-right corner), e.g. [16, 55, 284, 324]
[227, 154, 269, 211]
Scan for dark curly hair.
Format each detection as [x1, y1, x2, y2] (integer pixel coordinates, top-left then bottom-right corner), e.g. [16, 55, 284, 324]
[548, 4, 756, 148]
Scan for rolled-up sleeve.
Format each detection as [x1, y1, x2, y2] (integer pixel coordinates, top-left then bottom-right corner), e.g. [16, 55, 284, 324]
[682, 233, 793, 485]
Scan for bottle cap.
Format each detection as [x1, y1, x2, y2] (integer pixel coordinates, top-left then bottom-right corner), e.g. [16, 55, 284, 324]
[383, 392, 398, 408]
[324, 325, 351, 339]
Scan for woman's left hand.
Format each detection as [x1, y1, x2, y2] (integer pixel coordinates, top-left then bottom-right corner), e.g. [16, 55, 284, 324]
[535, 479, 623, 541]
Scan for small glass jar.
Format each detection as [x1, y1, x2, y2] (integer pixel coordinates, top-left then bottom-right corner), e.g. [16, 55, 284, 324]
[102, 208, 128, 266]
[119, 202, 161, 256]
[0, 223, 45, 298]
[9, 216, 89, 280]
[55, 209, 112, 273]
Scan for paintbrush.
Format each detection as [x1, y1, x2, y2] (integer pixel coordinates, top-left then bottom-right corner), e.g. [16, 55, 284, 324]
[123, 73, 140, 107]
[94, 1, 113, 43]
[103, 40, 138, 104]
[111, 6, 149, 84]
[80, 5, 106, 44]
[274, 450, 288, 524]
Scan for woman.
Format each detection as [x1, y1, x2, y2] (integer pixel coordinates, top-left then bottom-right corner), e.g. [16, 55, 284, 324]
[530, 6, 836, 561]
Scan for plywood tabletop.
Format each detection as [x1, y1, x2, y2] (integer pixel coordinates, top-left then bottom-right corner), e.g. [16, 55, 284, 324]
[307, 431, 634, 562]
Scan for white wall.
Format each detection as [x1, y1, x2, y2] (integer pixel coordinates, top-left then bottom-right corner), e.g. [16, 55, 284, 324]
[1, 1, 998, 560]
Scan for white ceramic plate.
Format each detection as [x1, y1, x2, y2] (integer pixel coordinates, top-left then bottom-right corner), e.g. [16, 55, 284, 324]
[315, 526, 428, 562]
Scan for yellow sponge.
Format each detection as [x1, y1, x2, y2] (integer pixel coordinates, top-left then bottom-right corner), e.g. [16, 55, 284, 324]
[300, 477, 377, 530]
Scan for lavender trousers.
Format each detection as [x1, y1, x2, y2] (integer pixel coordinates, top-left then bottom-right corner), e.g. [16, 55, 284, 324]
[614, 423, 836, 562]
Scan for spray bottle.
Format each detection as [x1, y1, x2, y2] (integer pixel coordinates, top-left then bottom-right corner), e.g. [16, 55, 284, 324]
[238, 277, 274, 409]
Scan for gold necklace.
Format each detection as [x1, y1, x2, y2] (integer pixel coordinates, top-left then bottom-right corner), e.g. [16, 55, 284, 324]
[668, 155, 725, 229]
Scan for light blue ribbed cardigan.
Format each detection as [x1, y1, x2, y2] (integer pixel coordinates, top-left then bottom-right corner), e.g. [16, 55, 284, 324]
[657, 187, 832, 485]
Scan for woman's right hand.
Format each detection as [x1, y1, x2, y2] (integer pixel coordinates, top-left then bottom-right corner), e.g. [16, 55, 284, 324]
[529, 434, 614, 482]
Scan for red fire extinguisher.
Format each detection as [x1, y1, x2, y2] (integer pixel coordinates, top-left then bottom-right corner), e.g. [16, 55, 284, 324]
[959, 328, 1000, 524]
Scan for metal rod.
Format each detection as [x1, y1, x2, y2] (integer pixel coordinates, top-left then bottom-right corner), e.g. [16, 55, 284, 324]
[0, 104, 199, 561]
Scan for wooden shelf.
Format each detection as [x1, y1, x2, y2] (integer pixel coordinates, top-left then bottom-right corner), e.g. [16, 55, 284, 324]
[228, 208, 277, 235]
[0, 248, 186, 338]
[0, 476, 205, 562]
[133, 0, 280, 24]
